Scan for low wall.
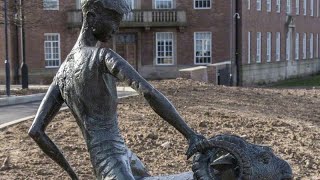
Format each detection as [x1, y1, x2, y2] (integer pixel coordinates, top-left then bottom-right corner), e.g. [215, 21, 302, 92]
[179, 66, 208, 82]
[139, 65, 191, 79]
[0, 68, 58, 85]
[241, 59, 320, 85]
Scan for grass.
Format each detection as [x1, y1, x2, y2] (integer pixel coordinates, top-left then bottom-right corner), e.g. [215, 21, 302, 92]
[272, 74, 320, 88]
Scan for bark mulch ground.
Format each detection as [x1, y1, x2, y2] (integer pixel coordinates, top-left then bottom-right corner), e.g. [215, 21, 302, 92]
[0, 79, 319, 179]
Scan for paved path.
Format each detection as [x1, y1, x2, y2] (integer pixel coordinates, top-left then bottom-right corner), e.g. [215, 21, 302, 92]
[0, 85, 50, 91]
[0, 91, 137, 126]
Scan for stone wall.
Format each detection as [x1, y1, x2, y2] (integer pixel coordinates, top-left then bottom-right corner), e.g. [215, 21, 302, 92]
[241, 59, 320, 85]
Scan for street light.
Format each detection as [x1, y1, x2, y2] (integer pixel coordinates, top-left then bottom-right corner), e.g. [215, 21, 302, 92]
[4, 0, 11, 96]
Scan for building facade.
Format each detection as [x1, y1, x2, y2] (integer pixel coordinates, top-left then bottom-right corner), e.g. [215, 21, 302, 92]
[1, 0, 320, 85]
[0, 0, 233, 84]
[240, 0, 320, 85]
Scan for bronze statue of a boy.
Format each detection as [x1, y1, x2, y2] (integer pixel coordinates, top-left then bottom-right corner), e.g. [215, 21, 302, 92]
[28, 0, 205, 179]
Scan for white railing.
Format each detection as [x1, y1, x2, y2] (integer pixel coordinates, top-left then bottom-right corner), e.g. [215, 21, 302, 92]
[67, 9, 186, 27]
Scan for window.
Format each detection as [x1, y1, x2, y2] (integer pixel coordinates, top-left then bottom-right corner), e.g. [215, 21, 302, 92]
[123, 0, 135, 21]
[156, 32, 174, 65]
[43, 0, 59, 10]
[256, 32, 261, 63]
[76, 0, 81, 9]
[276, 32, 281, 61]
[295, 33, 299, 60]
[303, 33, 307, 59]
[317, 34, 319, 58]
[311, 0, 314, 16]
[296, 0, 300, 14]
[267, 0, 272, 12]
[257, 0, 262, 11]
[286, 31, 291, 60]
[304, 0, 307, 15]
[248, 32, 251, 64]
[248, 0, 251, 10]
[194, 0, 211, 9]
[317, 0, 319, 16]
[156, 0, 173, 9]
[287, 0, 292, 14]
[277, 0, 281, 12]
[310, 33, 314, 58]
[126, 0, 135, 9]
[194, 32, 212, 64]
[267, 32, 272, 62]
[44, 33, 60, 68]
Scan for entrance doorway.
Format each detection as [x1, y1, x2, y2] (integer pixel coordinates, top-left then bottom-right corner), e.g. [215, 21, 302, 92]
[116, 33, 138, 70]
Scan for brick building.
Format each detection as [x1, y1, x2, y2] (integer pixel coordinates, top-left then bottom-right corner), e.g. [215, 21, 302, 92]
[239, 0, 320, 85]
[0, 0, 320, 85]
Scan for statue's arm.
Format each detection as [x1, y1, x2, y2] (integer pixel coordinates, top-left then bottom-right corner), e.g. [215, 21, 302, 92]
[28, 82, 78, 180]
[104, 49, 205, 157]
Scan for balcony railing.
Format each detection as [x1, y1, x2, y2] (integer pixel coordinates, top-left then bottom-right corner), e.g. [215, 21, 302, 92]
[67, 9, 187, 28]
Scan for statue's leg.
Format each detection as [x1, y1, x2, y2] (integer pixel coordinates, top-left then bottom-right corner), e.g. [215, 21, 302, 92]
[127, 149, 151, 178]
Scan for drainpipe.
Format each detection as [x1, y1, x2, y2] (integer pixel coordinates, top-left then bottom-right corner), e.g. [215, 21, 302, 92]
[230, 0, 235, 86]
[235, 0, 241, 86]
[20, 0, 28, 89]
[14, 0, 20, 84]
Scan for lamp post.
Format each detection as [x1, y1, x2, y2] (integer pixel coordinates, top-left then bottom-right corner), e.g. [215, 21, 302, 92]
[20, 0, 28, 89]
[4, 0, 11, 96]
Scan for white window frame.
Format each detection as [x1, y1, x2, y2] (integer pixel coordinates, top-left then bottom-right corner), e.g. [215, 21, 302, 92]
[303, 33, 307, 59]
[317, 34, 319, 58]
[267, 0, 272, 12]
[194, 0, 212, 9]
[287, 0, 292, 14]
[44, 33, 61, 68]
[277, 0, 281, 13]
[155, 0, 173, 9]
[256, 32, 261, 63]
[43, 0, 59, 10]
[248, 32, 251, 64]
[318, 0, 320, 16]
[310, 33, 314, 58]
[295, 33, 299, 60]
[311, 0, 314, 16]
[296, 0, 300, 14]
[248, 0, 251, 10]
[257, 0, 262, 11]
[156, 32, 174, 65]
[304, 0, 307, 15]
[267, 32, 272, 62]
[286, 31, 291, 60]
[194, 32, 212, 64]
[276, 32, 281, 61]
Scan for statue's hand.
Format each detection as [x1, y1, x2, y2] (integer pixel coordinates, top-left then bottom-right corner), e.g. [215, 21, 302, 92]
[186, 134, 210, 159]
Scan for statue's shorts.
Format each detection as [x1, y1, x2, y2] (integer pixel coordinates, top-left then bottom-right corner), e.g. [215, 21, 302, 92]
[89, 142, 135, 180]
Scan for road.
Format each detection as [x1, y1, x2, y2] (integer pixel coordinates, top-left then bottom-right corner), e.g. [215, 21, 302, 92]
[0, 91, 137, 125]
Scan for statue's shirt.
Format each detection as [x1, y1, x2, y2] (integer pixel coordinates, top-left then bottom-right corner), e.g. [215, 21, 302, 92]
[55, 47, 126, 158]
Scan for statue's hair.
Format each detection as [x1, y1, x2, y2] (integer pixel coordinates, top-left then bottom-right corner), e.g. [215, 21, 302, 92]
[81, 0, 131, 15]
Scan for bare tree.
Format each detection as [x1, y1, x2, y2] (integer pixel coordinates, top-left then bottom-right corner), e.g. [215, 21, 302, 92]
[0, 0, 61, 29]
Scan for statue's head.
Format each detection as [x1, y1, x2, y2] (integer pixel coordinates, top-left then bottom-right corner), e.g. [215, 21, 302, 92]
[192, 134, 293, 180]
[81, 0, 131, 42]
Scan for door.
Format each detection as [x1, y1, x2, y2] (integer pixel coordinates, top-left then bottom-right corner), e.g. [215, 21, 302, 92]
[116, 33, 137, 69]
[218, 65, 232, 86]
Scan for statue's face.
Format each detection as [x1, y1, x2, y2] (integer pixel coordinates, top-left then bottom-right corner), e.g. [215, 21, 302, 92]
[90, 8, 123, 42]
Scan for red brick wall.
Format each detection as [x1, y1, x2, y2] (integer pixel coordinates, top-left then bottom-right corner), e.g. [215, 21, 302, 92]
[240, 0, 320, 65]
[1, 0, 233, 83]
